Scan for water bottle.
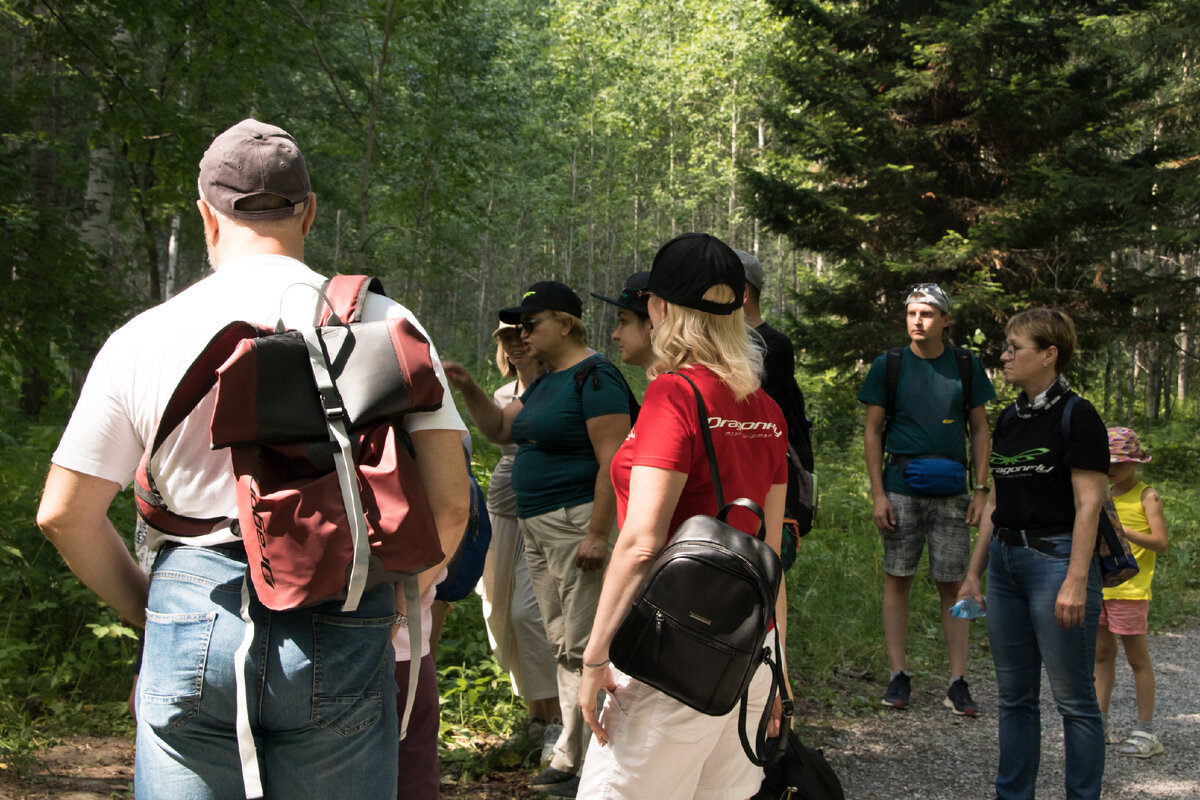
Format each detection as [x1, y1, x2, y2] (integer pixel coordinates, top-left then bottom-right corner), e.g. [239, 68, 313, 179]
[950, 596, 986, 620]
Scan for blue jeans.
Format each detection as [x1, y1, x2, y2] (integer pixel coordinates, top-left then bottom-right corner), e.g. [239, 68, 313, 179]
[986, 535, 1104, 800]
[135, 545, 398, 799]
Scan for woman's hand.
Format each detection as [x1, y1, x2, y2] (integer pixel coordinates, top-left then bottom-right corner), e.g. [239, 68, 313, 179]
[579, 662, 616, 746]
[957, 574, 985, 609]
[440, 360, 475, 392]
[1055, 576, 1087, 628]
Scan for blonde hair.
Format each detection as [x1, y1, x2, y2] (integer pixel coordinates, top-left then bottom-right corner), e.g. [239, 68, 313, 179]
[649, 285, 762, 400]
[495, 339, 515, 378]
[547, 310, 588, 346]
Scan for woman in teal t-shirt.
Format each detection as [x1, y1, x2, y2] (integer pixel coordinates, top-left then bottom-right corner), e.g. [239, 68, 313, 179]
[442, 281, 631, 794]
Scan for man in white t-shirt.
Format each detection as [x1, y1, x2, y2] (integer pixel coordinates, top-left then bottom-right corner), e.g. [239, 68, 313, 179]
[36, 119, 469, 799]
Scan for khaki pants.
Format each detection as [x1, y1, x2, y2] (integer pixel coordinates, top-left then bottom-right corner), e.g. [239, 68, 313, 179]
[520, 502, 614, 775]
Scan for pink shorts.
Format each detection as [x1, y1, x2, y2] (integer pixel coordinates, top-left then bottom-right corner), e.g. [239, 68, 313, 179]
[1099, 599, 1149, 636]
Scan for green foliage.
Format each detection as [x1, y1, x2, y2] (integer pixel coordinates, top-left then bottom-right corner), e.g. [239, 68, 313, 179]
[749, 0, 1200, 375]
[436, 592, 526, 766]
[0, 414, 139, 763]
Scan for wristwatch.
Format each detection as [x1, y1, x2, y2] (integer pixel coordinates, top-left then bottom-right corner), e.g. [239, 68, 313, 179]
[973, 484, 990, 492]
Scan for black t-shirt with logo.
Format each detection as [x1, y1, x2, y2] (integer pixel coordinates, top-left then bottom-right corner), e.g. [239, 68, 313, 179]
[990, 393, 1108, 534]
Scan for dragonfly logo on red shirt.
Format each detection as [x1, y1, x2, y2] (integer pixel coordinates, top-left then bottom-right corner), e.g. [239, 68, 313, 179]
[705, 416, 784, 437]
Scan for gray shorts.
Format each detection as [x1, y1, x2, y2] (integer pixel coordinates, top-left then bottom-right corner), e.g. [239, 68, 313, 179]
[881, 491, 970, 582]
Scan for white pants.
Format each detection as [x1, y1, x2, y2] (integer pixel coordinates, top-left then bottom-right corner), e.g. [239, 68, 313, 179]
[578, 662, 771, 800]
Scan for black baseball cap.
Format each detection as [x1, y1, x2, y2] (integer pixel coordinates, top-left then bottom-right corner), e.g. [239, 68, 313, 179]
[591, 271, 651, 317]
[498, 281, 584, 323]
[647, 233, 744, 315]
[199, 119, 311, 221]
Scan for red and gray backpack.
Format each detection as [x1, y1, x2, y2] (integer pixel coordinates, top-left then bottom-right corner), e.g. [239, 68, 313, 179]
[134, 275, 444, 798]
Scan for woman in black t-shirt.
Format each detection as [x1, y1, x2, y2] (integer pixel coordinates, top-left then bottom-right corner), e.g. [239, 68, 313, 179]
[959, 309, 1108, 800]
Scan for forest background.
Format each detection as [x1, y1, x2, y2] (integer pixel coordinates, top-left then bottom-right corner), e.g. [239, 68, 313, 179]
[3, 0, 1199, 785]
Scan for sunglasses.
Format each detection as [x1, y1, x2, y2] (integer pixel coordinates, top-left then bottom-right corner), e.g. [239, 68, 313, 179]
[518, 316, 549, 333]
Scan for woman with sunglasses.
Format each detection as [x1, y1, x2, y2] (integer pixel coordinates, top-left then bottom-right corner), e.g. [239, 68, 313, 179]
[576, 234, 790, 800]
[444, 282, 632, 797]
[958, 308, 1108, 800]
[468, 323, 562, 758]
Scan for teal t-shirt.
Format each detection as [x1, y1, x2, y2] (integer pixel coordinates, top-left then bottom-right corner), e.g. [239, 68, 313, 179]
[511, 354, 630, 518]
[858, 347, 995, 495]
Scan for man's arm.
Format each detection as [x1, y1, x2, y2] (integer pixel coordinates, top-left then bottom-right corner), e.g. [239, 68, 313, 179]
[37, 465, 150, 627]
[966, 404, 991, 526]
[408, 429, 472, 599]
[863, 404, 895, 532]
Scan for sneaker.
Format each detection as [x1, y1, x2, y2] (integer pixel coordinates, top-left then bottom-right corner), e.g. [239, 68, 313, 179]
[530, 766, 575, 787]
[881, 672, 911, 709]
[541, 719, 563, 766]
[944, 679, 979, 717]
[1118, 730, 1163, 758]
[543, 776, 580, 798]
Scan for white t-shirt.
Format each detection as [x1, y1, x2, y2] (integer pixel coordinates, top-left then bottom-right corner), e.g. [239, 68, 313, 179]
[53, 254, 466, 553]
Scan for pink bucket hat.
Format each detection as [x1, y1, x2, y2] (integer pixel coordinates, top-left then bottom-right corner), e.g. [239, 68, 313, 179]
[1107, 427, 1151, 463]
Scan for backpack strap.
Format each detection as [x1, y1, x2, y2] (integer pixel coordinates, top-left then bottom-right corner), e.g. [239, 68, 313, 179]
[1059, 394, 1080, 460]
[738, 623, 792, 767]
[574, 355, 641, 423]
[882, 346, 904, 446]
[954, 347, 974, 427]
[671, 371, 725, 509]
[134, 320, 263, 536]
[314, 275, 384, 326]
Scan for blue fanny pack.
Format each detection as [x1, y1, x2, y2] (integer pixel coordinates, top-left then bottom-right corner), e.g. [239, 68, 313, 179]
[897, 456, 966, 497]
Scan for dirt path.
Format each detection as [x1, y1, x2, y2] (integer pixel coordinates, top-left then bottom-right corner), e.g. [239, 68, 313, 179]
[817, 624, 1200, 799]
[4, 625, 1195, 799]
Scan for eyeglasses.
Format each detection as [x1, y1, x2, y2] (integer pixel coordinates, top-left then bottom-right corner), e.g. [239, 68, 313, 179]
[906, 282, 940, 295]
[518, 316, 549, 333]
[1001, 342, 1039, 356]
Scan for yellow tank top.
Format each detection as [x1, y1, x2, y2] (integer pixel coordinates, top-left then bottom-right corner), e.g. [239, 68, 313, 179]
[1103, 481, 1156, 601]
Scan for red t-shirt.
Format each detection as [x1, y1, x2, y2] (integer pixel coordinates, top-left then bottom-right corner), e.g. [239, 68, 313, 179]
[611, 365, 788, 539]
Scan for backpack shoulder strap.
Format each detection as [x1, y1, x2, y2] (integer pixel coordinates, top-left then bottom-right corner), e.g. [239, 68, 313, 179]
[882, 346, 906, 445]
[954, 347, 973, 416]
[573, 355, 601, 394]
[315, 275, 386, 326]
[1059, 393, 1081, 461]
[574, 355, 640, 423]
[883, 346, 904, 422]
[134, 320, 263, 535]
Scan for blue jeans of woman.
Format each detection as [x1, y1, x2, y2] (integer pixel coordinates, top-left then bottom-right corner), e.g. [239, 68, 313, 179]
[135, 545, 398, 800]
[986, 535, 1103, 800]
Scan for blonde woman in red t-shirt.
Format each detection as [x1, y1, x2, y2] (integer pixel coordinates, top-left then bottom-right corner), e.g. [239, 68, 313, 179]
[577, 233, 790, 800]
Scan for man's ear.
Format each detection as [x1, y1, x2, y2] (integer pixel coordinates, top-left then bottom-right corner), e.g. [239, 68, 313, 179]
[196, 198, 219, 246]
[300, 192, 317, 236]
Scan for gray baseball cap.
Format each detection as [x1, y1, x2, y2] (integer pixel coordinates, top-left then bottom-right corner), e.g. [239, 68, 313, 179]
[734, 249, 763, 293]
[199, 119, 311, 221]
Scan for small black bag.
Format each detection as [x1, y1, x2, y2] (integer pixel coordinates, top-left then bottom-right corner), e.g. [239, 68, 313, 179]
[752, 729, 845, 800]
[609, 372, 791, 766]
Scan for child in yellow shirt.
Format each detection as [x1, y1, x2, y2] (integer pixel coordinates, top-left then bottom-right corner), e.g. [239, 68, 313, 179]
[1093, 427, 1168, 758]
